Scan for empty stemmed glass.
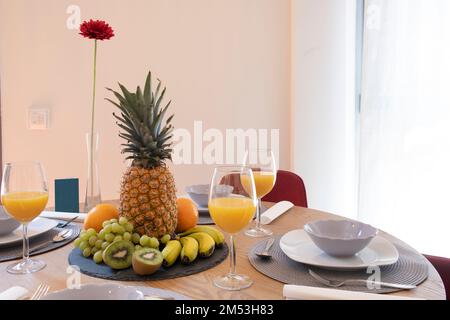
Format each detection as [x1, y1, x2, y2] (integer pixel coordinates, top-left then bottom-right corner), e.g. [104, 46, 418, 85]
[208, 166, 257, 290]
[1, 161, 49, 274]
[242, 148, 277, 237]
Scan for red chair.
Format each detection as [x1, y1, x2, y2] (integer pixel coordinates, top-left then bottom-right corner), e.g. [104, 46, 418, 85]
[263, 170, 308, 207]
[424, 255, 450, 300]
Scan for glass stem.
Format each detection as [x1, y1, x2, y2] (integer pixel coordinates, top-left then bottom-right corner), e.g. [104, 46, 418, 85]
[255, 198, 262, 230]
[22, 223, 29, 262]
[229, 235, 236, 276]
[89, 39, 98, 198]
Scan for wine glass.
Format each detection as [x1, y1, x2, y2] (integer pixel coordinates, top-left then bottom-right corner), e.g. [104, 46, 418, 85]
[242, 148, 277, 237]
[1, 161, 49, 274]
[208, 166, 257, 290]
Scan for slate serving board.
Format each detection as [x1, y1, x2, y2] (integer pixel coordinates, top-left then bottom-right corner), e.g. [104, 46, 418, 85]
[68, 243, 228, 281]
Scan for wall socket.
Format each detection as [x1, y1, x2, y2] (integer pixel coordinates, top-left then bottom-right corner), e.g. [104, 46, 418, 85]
[28, 108, 50, 130]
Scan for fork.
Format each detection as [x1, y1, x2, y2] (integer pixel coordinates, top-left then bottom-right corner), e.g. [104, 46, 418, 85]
[30, 284, 50, 300]
[308, 269, 416, 290]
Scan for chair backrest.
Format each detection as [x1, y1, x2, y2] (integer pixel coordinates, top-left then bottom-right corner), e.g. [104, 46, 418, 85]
[262, 170, 308, 207]
[425, 254, 450, 300]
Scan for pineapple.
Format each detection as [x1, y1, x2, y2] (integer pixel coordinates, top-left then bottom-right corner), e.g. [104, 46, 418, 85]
[106, 72, 177, 238]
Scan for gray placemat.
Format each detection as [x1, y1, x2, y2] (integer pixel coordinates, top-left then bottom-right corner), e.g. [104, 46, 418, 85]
[0, 222, 81, 262]
[248, 236, 429, 294]
[68, 243, 228, 281]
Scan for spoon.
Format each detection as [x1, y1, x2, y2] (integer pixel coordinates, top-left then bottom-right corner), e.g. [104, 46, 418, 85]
[29, 229, 74, 254]
[256, 237, 275, 259]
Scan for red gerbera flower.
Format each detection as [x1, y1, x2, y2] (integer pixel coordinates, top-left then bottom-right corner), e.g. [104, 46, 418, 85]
[79, 19, 114, 40]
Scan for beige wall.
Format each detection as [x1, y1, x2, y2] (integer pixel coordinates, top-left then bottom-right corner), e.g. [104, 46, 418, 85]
[0, 0, 291, 206]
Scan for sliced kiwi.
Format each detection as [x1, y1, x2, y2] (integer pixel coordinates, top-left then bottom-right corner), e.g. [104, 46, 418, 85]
[132, 248, 163, 275]
[102, 240, 134, 270]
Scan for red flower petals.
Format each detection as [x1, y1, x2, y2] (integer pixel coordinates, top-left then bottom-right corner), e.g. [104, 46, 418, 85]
[79, 19, 114, 41]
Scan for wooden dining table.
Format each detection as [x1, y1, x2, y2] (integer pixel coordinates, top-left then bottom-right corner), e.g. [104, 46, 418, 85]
[0, 203, 445, 300]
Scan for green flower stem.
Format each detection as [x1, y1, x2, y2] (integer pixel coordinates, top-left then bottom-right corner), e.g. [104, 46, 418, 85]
[89, 39, 98, 195]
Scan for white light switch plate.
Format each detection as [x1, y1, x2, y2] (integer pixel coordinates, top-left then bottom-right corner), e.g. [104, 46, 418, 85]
[28, 108, 50, 130]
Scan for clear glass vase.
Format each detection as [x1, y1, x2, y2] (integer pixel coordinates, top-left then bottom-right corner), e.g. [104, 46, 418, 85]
[84, 132, 101, 212]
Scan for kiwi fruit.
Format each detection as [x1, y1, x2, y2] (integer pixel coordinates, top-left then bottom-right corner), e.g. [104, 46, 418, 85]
[132, 248, 163, 275]
[102, 240, 135, 270]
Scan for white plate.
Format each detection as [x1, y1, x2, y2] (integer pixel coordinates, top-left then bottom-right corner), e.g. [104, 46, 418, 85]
[42, 283, 190, 300]
[42, 284, 143, 300]
[0, 217, 58, 247]
[280, 229, 399, 270]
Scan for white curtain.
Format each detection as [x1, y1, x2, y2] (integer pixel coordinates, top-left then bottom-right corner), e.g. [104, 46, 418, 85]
[359, 0, 450, 257]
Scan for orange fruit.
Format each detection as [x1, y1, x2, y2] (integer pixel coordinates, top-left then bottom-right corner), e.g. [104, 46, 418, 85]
[84, 203, 119, 232]
[176, 198, 199, 233]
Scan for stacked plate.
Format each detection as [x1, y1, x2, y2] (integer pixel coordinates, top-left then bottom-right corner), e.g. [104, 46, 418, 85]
[280, 220, 399, 270]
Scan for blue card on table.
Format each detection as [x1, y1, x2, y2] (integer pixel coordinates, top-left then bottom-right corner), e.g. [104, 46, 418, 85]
[55, 178, 79, 212]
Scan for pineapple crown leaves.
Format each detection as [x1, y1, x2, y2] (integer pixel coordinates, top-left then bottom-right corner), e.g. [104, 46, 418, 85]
[105, 71, 175, 169]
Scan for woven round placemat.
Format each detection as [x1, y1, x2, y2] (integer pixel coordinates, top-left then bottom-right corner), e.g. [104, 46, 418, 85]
[0, 222, 80, 263]
[248, 236, 429, 294]
[68, 243, 228, 281]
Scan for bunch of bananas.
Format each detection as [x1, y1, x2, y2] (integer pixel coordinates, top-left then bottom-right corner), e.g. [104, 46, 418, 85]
[161, 226, 225, 267]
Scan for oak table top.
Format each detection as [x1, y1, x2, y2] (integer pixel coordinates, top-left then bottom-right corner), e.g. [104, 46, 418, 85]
[0, 204, 445, 300]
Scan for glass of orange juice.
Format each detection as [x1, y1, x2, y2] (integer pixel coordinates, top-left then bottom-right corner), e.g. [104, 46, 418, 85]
[208, 166, 257, 290]
[242, 148, 276, 237]
[1, 162, 49, 274]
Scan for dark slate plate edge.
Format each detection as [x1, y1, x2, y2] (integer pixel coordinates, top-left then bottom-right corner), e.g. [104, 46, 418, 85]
[68, 243, 228, 281]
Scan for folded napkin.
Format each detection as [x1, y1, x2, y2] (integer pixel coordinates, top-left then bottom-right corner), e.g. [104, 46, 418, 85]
[283, 285, 424, 300]
[40, 211, 86, 223]
[0, 286, 29, 300]
[260, 201, 294, 225]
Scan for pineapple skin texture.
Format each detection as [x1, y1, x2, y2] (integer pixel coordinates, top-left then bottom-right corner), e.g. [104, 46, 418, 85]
[119, 165, 177, 238]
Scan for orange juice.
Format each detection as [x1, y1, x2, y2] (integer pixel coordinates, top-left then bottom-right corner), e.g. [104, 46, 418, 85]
[209, 197, 256, 234]
[241, 172, 275, 198]
[2, 191, 48, 223]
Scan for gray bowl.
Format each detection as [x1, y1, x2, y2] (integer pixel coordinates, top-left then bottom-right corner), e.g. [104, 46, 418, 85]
[304, 220, 378, 257]
[186, 184, 233, 207]
[0, 206, 21, 236]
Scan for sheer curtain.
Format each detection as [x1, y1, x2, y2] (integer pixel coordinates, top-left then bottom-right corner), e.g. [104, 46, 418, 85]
[359, 0, 450, 257]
